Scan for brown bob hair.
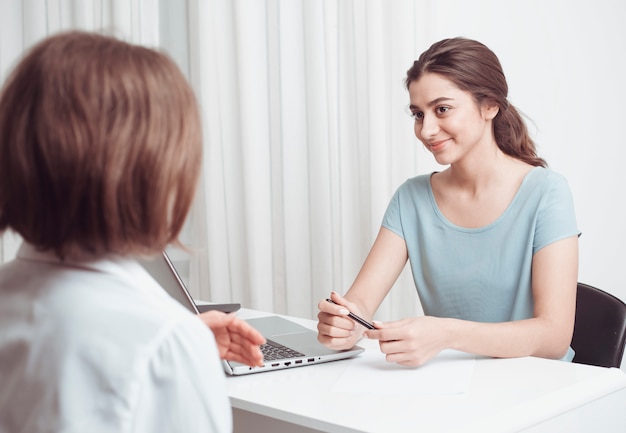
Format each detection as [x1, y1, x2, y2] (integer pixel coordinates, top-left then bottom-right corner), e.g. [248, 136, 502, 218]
[406, 37, 546, 167]
[0, 31, 202, 259]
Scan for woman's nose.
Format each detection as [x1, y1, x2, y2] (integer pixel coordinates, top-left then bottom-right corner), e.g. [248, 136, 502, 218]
[417, 114, 439, 139]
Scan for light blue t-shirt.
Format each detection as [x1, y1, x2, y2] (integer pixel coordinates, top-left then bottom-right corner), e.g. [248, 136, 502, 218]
[382, 167, 578, 358]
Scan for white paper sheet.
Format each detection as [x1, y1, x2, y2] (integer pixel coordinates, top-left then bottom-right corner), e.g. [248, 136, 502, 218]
[331, 349, 476, 395]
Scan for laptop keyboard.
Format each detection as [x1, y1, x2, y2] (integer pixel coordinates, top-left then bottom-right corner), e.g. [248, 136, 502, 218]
[260, 339, 305, 360]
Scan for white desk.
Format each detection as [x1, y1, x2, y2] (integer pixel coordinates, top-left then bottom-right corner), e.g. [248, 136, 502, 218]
[227, 309, 626, 433]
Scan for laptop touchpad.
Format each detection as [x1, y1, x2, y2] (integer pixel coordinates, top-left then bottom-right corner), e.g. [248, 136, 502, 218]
[245, 316, 311, 336]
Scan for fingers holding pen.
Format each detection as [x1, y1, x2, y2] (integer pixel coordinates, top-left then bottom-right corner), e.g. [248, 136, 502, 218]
[317, 306, 355, 338]
[318, 292, 354, 327]
[317, 291, 363, 349]
[321, 291, 355, 314]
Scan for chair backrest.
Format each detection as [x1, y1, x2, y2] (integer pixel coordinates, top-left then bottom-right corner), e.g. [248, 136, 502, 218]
[571, 282, 626, 368]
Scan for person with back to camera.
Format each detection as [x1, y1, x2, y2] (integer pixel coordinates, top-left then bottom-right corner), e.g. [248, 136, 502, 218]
[0, 31, 265, 432]
[317, 37, 579, 366]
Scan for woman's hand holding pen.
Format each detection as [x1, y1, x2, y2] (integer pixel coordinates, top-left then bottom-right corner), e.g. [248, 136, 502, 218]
[317, 291, 448, 366]
[317, 291, 369, 350]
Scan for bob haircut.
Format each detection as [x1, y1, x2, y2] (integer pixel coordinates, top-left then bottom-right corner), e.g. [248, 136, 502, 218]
[406, 37, 546, 168]
[0, 31, 202, 259]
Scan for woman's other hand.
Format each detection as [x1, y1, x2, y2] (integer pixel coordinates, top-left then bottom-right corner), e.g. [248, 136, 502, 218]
[199, 310, 266, 367]
[365, 316, 447, 367]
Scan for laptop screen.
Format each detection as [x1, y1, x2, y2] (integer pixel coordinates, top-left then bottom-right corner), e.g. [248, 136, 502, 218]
[138, 252, 199, 314]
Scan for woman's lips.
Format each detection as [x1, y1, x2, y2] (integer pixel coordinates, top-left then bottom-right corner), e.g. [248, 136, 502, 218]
[428, 138, 449, 152]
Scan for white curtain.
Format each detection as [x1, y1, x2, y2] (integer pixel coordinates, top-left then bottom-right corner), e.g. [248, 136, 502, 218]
[185, 0, 433, 320]
[0, 0, 434, 322]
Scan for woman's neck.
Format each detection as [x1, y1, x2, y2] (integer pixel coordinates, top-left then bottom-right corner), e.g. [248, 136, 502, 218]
[441, 149, 528, 197]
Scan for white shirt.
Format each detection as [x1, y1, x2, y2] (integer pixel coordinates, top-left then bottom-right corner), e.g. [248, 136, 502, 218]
[0, 243, 231, 433]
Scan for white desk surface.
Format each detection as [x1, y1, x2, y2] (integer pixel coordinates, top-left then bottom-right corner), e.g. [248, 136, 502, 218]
[227, 309, 626, 433]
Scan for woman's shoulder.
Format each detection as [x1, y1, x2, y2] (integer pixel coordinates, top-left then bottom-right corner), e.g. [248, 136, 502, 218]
[522, 164, 567, 179]
[388, 173, 435, 205]
[513, 167, 575, 220]
[0, 255, 210, 351]
[397, 172, 434, 191]
[523, 166, 571, 191]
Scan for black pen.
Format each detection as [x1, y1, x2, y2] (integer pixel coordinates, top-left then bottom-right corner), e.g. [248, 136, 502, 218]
[326, 298, 375, 330]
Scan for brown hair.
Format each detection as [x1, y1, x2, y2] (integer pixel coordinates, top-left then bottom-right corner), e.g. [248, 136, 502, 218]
[0, 31, 202, 258]
[406, 37, 546, 167]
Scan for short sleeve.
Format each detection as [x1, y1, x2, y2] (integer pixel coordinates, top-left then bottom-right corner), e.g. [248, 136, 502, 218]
[129, 316, 231, 433]
[533, 173, 579, 254]
[381, 187, 406, 239]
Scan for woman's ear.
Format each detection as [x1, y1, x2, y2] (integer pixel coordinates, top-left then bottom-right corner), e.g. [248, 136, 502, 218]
[482, 102, 499, 120]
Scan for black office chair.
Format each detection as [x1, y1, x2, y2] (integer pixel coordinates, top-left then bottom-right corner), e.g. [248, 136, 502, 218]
[571, 282, 626, 368]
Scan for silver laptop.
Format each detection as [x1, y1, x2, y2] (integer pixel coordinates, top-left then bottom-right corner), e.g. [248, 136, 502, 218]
[139, 251, 364, 375]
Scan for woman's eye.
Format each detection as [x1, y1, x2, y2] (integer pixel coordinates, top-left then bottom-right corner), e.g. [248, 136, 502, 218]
[436, 106, 450, 115]
[411, 111, 424, 121]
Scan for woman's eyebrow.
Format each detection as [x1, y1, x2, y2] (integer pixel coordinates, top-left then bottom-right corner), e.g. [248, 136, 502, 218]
[410, 96, 454, 111]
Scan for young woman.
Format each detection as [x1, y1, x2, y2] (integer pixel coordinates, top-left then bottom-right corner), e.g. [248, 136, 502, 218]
[317, 37, 579, 367]
[0, 31, 264, 432]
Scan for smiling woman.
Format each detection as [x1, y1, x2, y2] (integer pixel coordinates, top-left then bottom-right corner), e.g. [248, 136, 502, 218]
[317, 37, 580, 368]
[406, 38, 546, 168]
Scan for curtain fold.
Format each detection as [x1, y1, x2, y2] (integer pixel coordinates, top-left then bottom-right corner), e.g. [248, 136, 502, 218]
[187, 0, 431, 320]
